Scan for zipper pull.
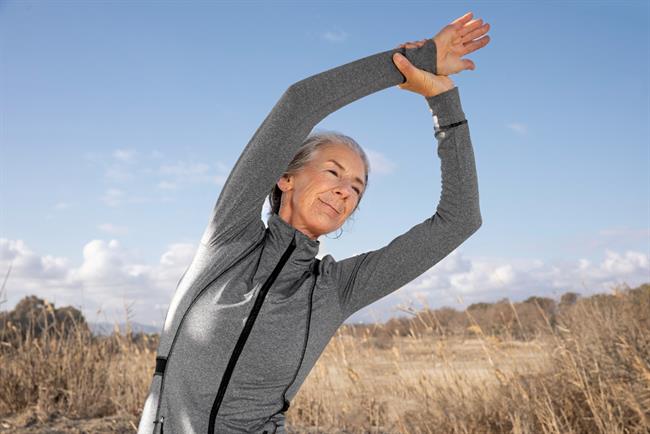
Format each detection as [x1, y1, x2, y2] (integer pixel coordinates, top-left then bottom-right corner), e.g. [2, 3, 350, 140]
[153, 416, 164, 434]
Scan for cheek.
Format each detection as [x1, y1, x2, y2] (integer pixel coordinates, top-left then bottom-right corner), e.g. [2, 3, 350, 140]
[317, 174, 337, 190]
[295, 180, 319, 205]
[306, 176, 330, 195]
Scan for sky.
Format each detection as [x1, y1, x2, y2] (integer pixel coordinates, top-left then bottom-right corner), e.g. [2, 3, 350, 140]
[1, 0, 648, 330]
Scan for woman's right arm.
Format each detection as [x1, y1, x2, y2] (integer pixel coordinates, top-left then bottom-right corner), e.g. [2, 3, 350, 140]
[200, 40, 440, 248]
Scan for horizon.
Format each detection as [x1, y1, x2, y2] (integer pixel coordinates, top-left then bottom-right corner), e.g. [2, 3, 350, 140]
[2, 282, 645, 336]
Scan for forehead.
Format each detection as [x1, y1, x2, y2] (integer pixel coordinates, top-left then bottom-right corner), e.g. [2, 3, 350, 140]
[312, 143, 366, 186]
[313, 143, 364, 169]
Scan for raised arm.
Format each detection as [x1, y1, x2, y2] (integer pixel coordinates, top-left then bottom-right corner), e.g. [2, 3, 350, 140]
[200, 40, 439, 248]
[331, 85, 482, 320]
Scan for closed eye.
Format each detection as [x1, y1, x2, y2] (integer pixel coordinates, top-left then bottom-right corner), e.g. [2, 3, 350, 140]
[327, 169, 360, 195]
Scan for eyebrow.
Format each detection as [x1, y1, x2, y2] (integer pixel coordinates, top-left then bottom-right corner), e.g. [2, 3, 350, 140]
[325, 159, 366, 188]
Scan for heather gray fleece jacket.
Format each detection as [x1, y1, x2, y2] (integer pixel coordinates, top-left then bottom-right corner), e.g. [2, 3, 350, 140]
[137, 38, 482, 434]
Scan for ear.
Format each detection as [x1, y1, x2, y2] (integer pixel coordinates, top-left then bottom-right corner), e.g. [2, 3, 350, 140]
[277, 173, 293, 192]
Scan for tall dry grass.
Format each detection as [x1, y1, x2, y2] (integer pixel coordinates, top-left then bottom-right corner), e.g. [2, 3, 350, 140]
[0, 283, 648, 433]
[289, 283, 650, 433]
[0, 298, 156, 424]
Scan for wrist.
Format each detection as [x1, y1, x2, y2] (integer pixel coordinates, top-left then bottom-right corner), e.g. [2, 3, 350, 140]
[422, 84, 455, 98]
[425, 86, 465, 127]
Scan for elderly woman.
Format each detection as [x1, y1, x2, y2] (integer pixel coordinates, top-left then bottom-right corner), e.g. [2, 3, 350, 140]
[137, 11, 489, 434]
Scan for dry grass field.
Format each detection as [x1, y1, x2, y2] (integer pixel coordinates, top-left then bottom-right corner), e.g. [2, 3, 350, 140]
[1, 283, 648, 433]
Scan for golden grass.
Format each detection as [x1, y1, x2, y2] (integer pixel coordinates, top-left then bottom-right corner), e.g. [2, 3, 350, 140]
[0, 311, 154, 423]
[1, 283, 648, 433]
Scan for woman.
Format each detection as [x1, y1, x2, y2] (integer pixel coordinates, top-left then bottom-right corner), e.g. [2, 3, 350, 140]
[137, 11, 489, 434]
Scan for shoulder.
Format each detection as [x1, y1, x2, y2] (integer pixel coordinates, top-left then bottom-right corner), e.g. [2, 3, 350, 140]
[317, 253, 335, 271]
[197, 217, 266, 266]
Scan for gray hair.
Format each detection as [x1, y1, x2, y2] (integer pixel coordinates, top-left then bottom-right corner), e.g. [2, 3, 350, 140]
[267, 129, 370, 228]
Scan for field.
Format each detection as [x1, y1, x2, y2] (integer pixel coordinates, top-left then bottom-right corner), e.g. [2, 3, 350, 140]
[1, 283, 648, 433]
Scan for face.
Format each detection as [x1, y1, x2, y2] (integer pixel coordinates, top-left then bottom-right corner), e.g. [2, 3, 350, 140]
[277, 143, 366, 240]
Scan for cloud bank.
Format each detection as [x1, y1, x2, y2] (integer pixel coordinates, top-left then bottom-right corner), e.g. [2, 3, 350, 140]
[1, 236, 647, 328]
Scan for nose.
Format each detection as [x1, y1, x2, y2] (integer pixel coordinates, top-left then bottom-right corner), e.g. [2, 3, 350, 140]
[333, 181, 355, 198]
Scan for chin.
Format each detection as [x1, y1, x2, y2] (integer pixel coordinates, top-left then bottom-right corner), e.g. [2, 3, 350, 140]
[311, 220, 337, 238]
[303, 217, 336, 239]
[307, 200, 344, 235]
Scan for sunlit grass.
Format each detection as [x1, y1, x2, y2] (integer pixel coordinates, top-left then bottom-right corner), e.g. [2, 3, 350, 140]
[1, 283, 648, 433]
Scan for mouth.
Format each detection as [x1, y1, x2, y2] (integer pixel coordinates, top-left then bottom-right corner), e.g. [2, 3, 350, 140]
[319, 198, 341, 215]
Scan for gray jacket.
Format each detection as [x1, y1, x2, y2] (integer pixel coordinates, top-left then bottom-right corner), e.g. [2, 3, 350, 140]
[137, 39, 482, 434]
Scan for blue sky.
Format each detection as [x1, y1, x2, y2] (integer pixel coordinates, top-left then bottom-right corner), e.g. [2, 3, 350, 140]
[1, 1, 648, 328]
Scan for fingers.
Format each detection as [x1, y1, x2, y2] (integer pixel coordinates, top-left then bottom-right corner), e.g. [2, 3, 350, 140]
[460, 20, 489, 42]
[451, 11, 473, 27]
[463, 23, 490, 41]
[462, 34, 491, 55]
[396, 38, 429, 49]
[452, 14, 490, 49]
[455, 19, 490, 56]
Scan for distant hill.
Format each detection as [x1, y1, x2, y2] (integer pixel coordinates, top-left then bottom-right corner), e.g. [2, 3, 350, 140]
[89, 321, 162, 336]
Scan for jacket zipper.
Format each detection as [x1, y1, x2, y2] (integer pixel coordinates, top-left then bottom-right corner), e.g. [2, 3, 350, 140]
[208, 234, 298, 433]
[152, 415, 164, 433]
[152, 227, 269, 430]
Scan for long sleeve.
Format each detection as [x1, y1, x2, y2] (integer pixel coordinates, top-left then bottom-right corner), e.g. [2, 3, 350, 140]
[332, 85, 482, 320]
[200, 40, 439, 248]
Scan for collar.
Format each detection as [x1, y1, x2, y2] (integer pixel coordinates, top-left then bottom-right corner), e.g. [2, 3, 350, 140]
[266, 212, 320, 267]
[249, 213, 320, 295]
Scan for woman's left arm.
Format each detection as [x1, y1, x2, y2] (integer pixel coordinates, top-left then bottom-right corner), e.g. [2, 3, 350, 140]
[330, 85, 482, 321]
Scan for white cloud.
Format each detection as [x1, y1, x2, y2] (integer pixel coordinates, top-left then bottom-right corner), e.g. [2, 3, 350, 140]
[348, 248, 650, 324]
[0, 237, 195, 329]
[113, 149, 138, 163]
[1, 233, 647, 329]
[365, 148, 397, 175]
[72, 239, 126, 283]
[86, 147, 149, 188]
[601, 249, 648, 274]
[506, 122, 528, 134]
[85, 148, 231, 202]
[99, 188, 151, 207]
[102, 149, 139, 182]
[159, 161, 211, 179]
[156, 160, 230, 190]
[321, 29, 348, 43]
[0, 239, 70, 280]
[160, 243, 196, 268]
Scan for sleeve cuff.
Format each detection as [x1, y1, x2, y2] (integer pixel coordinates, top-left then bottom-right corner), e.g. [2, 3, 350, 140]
[395, 38, 437, 75]
[425, 86, 466, 127]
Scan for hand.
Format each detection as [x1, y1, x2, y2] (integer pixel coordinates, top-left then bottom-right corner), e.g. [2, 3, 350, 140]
[392, 52, 454, 98]
[395, 11, 491, 76]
